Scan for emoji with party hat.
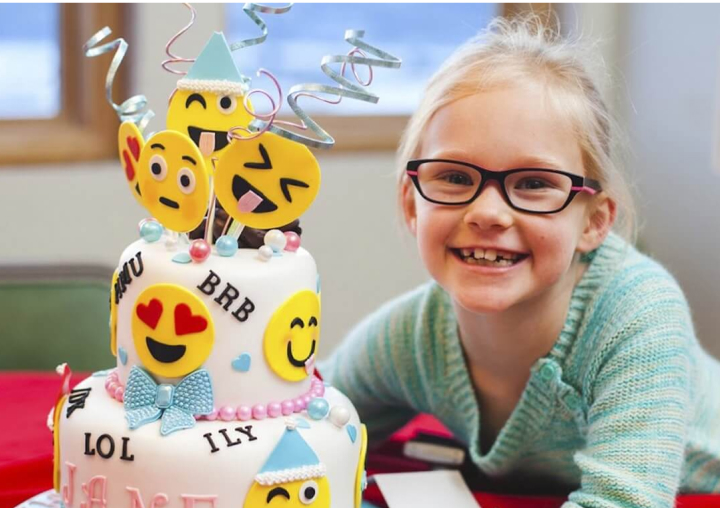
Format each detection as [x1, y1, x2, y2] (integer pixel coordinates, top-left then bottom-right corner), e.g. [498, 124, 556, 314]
[167, 32, 254, 164]
[243, 424, 331, 508]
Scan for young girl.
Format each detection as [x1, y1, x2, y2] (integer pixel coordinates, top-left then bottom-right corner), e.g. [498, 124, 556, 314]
[320, 16, 720, 507]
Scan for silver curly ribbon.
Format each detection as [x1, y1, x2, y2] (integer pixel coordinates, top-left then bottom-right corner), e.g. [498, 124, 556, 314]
[251, 29, 402, 149]
[229, 2, 293, 51]
[83, 27, 155, 134]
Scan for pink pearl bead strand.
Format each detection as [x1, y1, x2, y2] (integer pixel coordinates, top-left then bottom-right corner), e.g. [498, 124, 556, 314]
[105, 371, 326, 422]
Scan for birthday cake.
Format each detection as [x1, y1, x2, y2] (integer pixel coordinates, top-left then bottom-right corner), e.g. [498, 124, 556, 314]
[46, 6, 400, 508]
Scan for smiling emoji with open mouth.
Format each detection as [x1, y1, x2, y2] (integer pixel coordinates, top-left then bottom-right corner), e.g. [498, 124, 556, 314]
[215, 131, 321, 230]
[131, 284, 214, 378]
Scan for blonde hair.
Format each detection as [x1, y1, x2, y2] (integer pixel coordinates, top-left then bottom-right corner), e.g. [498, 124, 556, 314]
[397, 15, 636, 242]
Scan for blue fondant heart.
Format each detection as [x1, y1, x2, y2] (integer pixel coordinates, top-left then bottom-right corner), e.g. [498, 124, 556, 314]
[118, 347, 128, 366]
[347, 424, 357, 443]
[172, 252, 192, 264]
[92, 369, 113, 377]
[295, 417, 311, 429]
[231, 353, 252, 372]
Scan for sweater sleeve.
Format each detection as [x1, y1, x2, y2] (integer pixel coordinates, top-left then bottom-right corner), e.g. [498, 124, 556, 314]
[563, 280, 694, 508]
[318, 284, 437, 444]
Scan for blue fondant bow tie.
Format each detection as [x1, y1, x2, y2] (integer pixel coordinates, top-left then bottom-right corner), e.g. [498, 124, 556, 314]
[124, 365, 214, 436]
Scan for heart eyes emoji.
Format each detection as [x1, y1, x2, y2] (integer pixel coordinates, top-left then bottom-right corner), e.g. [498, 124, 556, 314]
[136, 298, 163, 329]
[135, 299, 208, 335]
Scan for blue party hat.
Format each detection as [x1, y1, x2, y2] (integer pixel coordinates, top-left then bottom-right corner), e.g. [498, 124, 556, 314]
[255, 425, 326, 486]
[177, 32, 249, 96]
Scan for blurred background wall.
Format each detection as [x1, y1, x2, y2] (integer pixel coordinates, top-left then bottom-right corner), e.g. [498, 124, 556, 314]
[0, 3, 718, 362]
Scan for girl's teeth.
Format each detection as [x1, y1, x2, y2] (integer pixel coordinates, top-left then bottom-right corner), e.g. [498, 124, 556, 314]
[462, 248, 472, 257]
[485, 249, 497, 261]
[473, 248, 484, 259]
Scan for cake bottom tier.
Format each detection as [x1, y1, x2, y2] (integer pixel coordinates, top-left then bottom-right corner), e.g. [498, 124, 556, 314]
[56, 374, 366, 508]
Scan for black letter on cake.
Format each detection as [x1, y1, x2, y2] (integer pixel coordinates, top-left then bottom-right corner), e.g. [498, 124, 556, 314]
[115, 251, 145, 303]
[96, 434, 115, 459]
[219, 428, 242, 447]
[231, 298, 256, 323]
[214, 284, 240, 310]
[197, 270, 221, 295]
[84, 432, 96, 456]
[235, 425, 258, 441]
[203, 433, 220, 453]
[120, 437, 135, 461]
[66, 387, 92, 418]
[129, 252, 144, 277]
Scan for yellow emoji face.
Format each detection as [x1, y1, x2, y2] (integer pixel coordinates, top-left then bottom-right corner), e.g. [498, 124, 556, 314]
[167, 89, 254, 164]
[110, 269, 119, 356]
[243, 478, 330, 508]
[118, 121, 145, 206]
[131, 284, 214, 378]
[264, 290, 320, 382]
[215, 132, 321, 230]
[137, 130, 211, 233]
[354, 425, 368, 508]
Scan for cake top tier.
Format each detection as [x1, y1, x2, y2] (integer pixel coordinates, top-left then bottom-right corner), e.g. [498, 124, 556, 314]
[111, 237, 322, 425]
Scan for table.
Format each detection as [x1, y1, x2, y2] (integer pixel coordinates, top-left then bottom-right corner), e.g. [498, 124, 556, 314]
[1, 372, 718, 508]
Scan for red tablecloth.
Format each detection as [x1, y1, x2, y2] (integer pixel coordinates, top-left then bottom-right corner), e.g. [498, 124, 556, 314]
[1, 373, 718, 508]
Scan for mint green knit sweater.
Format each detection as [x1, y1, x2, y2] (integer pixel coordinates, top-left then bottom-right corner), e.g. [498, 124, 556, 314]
[321, 233, 720, 507]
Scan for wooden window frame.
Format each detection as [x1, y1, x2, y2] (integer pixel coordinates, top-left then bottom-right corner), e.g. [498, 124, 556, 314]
[0, 3, 555, 163]
[0, 4, 128, 166]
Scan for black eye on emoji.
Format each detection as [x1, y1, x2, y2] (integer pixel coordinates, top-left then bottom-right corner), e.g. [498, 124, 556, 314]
[217, 95, 237, 114]
[185, 93, 207, 110]
[149, 154, 168, 181]
[177, 168, 196, 194]
[280, 178, 310, 203]
[299, 480, 319, 505]
[266, 487, 290, 503]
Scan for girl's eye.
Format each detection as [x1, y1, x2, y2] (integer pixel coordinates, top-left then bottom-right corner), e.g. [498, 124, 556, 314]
[217, 95, 237, 115]
[299, 480, 318, 505]
[177, 168, 196, 194]
[149, 155, 168, 181]
[515, 178, 552, 190]
[440, 172, 473, 186]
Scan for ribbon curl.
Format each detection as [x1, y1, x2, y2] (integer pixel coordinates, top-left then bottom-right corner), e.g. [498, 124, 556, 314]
[229, 2, 293, 52]
[250, 29, 402, 150]
[161, 3, 197, 76]
[83, 27, 155, 134]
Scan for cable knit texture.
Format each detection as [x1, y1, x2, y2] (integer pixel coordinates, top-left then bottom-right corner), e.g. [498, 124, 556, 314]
[320, 233, 720, 507]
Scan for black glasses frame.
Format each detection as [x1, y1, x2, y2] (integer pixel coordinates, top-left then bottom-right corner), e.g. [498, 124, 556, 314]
[406, 159, 603, 214]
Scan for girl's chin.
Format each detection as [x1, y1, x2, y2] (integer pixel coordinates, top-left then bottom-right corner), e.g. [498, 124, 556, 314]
[449, 288, 519, 315]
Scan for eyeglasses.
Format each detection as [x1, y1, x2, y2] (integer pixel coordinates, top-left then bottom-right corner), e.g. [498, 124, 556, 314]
[406, 159, 602, 214]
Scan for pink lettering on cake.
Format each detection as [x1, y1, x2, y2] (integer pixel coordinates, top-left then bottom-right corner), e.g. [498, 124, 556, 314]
[126, 487, 169, 508]
[61, 462, 77, 505]
[80, 476, 108, 508]
[180, 495, 218, 508]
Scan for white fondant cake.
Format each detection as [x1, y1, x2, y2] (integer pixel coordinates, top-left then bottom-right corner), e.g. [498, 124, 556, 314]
[50, 12, 401, 507]
[53, 236, 368, 508]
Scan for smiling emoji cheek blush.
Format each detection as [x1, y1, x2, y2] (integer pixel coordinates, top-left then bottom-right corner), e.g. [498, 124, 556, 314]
[48, 6, 401, 508]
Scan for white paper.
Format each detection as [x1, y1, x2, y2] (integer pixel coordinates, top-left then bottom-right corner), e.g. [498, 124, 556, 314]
[373, 470, 480, 508]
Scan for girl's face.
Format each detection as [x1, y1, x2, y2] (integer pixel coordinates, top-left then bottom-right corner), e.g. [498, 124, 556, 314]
[404, 83, 607, 314]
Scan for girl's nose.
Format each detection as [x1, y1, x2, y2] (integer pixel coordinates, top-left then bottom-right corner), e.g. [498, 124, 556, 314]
[463, 181, 514, 230]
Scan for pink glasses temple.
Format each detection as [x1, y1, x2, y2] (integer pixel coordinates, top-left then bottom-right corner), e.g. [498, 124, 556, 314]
[571, 186, 598, 195]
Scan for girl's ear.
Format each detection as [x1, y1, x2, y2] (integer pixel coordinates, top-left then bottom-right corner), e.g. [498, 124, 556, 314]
[401, 178, 418, 236]
[578, 195, 616, 253]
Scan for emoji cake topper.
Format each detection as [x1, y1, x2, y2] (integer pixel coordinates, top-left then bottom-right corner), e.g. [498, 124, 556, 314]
[243, 424, 330, 508]
[167, 31, 254, 164]
[86, 3, 401, 259]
